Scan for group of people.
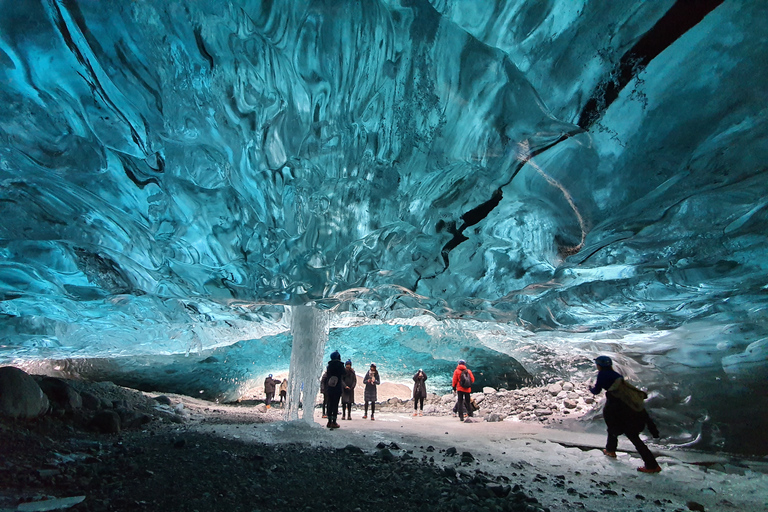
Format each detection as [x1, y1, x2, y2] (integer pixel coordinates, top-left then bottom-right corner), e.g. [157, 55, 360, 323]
[319, 353, 382, 428]
[269, 352, 663, 474]
[262, 374, 288, 409]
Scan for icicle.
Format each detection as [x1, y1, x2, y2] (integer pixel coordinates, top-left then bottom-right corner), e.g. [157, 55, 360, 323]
[285, 305, 328, 423]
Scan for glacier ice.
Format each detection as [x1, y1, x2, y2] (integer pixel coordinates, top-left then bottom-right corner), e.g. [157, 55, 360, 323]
[0, 0, 767, 454]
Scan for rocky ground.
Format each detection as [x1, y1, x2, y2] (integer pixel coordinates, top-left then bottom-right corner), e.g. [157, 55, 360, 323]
[1, 372, 766, 512]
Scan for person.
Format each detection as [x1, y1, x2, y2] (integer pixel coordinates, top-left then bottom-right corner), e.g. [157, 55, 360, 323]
[412, 369, 428, 416]
[341, 360, 357, 420]
[320, 371, 328, 418]
[452, 359, 474, 422]
[279, 376, 288, 405]
[362, 363, 380, 420]
[324, 351, 345, 429]
[264, 374, 276, 409]
[590, 355, 662, 474]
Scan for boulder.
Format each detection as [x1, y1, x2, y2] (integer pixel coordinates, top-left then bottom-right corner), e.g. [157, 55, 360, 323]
[80, 391, 101, 411]
[486, 413, 506, 422]
[482, 386, 496, 394]
[91, 410, 121, 433]
[0, 366, 49, 419]
[37, 377, 82, 411]
[547, 384, 562, 396]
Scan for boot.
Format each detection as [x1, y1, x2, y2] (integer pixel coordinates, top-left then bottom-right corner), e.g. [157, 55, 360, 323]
[371, 415, 375, 421]
[419, 411, 423, 416]
[413, 411, 418, 416]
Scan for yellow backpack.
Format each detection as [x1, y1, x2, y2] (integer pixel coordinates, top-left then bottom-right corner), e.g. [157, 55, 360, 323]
[607, 377, 648, 412]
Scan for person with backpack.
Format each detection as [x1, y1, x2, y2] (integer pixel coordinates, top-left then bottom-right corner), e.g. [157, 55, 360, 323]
[341, 360, 357, 420]
[590, 355, 662, 473]
[264, 374, 276, 409]
[324, 351, 346, 429]
[412, 369, 428, 416]
[362, 363, 380, 420]
[451, 359, 475, 422]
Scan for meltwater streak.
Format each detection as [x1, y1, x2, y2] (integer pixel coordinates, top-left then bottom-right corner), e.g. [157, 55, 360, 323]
[285, 305, 328, 423]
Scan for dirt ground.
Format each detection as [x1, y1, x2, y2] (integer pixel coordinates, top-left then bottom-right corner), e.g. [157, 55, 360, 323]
[2, 381, 767, 512]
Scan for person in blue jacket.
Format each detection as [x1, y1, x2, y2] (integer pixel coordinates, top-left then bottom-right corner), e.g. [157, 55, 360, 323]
[590, 355, 661, 473]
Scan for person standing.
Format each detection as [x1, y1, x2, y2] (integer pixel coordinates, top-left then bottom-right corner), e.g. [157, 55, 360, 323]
[590, 355, 662, 473]
[264, 374, 276, 409]
[412, 369, 428, 416]
[452, 360, 474, 422]
[324, 351, 345, 429]
[320, 371, 328, 418]
[362, 363, 380, 420]
[279, 376, 288, 405]
[341, 360, 357, 420]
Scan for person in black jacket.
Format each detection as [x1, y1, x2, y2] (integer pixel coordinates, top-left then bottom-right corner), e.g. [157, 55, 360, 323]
[341, 360, 357, 420]
[412, 369, 428, 416]
[590, 355, 661, 473]
[324, 351, 346, 429]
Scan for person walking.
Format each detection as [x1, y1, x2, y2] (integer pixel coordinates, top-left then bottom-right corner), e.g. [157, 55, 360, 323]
[590, 355, 662, 474]
[279, 377, 288, 405]
[452, 360, 474, 422]
[264, 374, 276, 409]
[412, 369, 428, 416]
[341, 360, 357, 420]
[324, 351, 345, 429]
[362, 363, 380, 420]
[320, 371, 328, 418]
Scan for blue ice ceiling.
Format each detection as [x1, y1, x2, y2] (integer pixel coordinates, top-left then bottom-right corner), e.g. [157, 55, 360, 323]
[1, 0, 767, 448]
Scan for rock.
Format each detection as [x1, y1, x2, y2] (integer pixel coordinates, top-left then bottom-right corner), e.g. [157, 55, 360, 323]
[154, 395, 172, 405]
[445, 447, 458, 456]
[116, 407, 151, 429]
[463, 417, 477, 423]
[584, 396, 595, 404]
[376, 448, 395, 462]
[534, 409, 552, 416]
[486, 413, 506, 422]
[482, 386, 496, 394]
[80, 391, 101, 411]
[0, 366, 49, 419]
[342, 444, 363, 454]
[563, 382, 574, 391]
[563, 400, 577, 409]
[556, 391, 568, 400]
[91, 410, 121, 433]
[255, 403, 267, 413]
[37, 377, 82, 411]
[686, 501, 705, 511]
[460, 451, 474, 463]
[547, 384, 562, 396]
[487, 483, 511, 498]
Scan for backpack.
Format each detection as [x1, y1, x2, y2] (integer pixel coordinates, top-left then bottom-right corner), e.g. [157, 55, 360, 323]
[608, 377, 647, 412]
[459, 369, 471, 389]
[327, 376, 339, 388]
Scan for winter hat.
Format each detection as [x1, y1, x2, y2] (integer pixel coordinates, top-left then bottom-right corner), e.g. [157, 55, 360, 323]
[330, 351, 341, 360]
[458, 359, 466, 365]
[345, 360, 352, 365]
[268, 374, 272, 378]
[370, 362, 377, 368]
[594, 355, 613, 367]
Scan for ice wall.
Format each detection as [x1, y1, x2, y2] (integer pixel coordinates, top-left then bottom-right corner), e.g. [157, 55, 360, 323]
[0, 1, 767, 452]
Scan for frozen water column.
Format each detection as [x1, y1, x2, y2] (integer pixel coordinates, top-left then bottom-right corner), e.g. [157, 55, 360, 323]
[284, 305, 328, 422]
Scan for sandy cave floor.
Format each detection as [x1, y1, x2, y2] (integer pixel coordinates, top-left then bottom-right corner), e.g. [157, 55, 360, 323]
[2, 387, 767, 512]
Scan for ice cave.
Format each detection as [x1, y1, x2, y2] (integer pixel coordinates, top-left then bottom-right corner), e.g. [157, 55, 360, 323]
[1, 0, 767, 455]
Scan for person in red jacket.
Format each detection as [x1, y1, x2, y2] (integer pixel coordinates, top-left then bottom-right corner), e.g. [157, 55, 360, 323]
[451, 359, 475, 422]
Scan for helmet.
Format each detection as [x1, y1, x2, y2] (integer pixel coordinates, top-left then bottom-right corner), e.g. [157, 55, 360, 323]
[268, 374, 272, 378]
[330, 351, 341, 360]
[594, 355, 613, 367]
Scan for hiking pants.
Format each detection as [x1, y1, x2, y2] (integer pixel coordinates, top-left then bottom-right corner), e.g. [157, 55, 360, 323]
[327, 391, 341, 422]
[456, 391, 473, 420]
[414, 397, 424, 411]
[606, 432, 659, 469]
[265, 392, 274, 406]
